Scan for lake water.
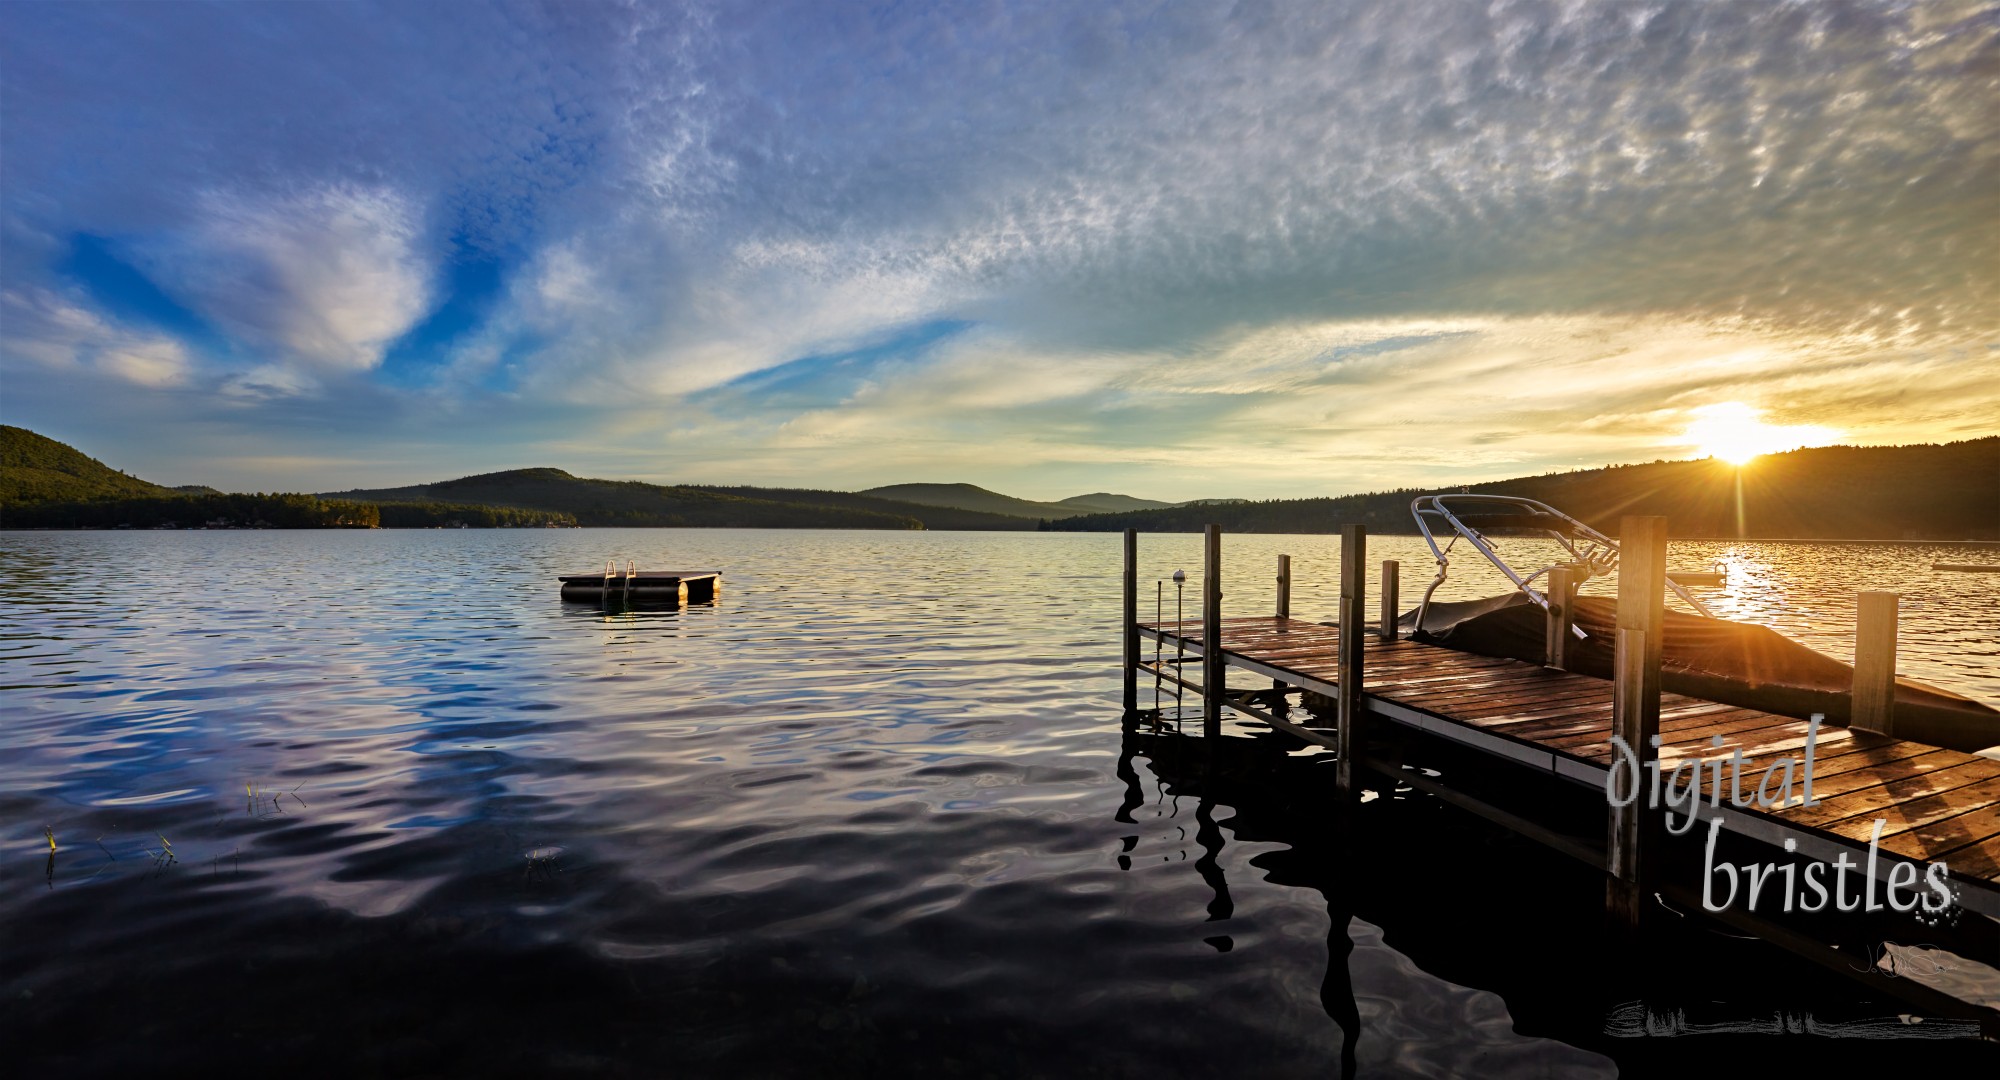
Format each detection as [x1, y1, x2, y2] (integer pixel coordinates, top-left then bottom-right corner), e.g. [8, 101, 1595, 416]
[4, 529, 1998, 1076]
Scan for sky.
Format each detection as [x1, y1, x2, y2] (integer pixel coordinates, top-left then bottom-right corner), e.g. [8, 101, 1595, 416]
[2, 0, 1996, 500]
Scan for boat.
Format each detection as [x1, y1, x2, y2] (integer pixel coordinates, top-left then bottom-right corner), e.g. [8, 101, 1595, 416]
[1405, 495, 2000, 755]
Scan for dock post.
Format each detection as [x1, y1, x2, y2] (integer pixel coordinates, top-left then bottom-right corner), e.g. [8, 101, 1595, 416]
[1122, 529, 1139, 722]
[1335, 525, 1366, 797]
[1275, 554, 1291, 619]
[1202, 525, 1223, 739]
[1607, 516, 1666, 928]
[1852, 592, 1898, 735]
[1543, 565, 1574, 670]
[1273, 553, 1291, 694]
[1379, 560, 1399, 639]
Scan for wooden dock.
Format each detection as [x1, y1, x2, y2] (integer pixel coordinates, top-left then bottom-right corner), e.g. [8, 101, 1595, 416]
[1138, 614, 2000, 907]
[1120, 523, 2000, 1028]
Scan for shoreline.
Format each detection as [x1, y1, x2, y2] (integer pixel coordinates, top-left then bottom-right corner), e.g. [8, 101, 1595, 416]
[3, 525, 1999, 544]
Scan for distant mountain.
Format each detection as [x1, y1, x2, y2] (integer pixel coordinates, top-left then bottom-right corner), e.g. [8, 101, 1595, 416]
[1050, 438, 2000, 541]
[1056, 492, 1175, 514]
[858, 482, 1170, 519]
[0, 425, 176, 505]
[322, 469, 925, 530]
[0, 427, 1102, 531]
[857, 482, 1076, 518]
[686, 486, 1036, 530]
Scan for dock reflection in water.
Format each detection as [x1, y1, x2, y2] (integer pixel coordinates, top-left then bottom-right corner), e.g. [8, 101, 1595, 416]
[1119, 726, 2000, 1073]
[1121, 730, 1618, 1077]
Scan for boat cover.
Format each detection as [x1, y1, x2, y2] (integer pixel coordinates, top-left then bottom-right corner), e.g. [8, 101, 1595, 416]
[1404, 593, 2000, 755]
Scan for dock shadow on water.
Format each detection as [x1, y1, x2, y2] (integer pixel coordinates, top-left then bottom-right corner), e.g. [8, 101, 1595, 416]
[1122, 728, 2000, 1075]
[1122, 731, 1623, 1079]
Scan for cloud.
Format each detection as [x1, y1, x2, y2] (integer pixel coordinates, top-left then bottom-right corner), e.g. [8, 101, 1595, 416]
[652, 312, 1998, 497]
[1, 0, 1995, 493]
[136, 186, 433, 375]
[221, 364, 323, 402]
[1, 289, 194, 389]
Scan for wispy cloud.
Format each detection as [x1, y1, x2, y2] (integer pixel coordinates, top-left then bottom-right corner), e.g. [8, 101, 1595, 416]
[2, 289, 195, 389]
[143, 186, 433, 378]
[1, 0, 1994, 495]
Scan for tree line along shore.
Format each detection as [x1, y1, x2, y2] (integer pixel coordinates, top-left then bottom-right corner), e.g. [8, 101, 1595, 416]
[1047, 438, 1999, 541]
[3, 425, 1994, 540]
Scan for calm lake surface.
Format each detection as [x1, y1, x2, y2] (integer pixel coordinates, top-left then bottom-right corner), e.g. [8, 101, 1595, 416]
[4, 529, 1998, 1076]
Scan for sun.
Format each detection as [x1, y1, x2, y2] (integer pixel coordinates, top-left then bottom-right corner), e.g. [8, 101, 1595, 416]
[1683, 403, 1840, 466]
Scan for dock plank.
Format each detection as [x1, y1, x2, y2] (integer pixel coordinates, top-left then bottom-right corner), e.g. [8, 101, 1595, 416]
[1776, 763, 2000, 831]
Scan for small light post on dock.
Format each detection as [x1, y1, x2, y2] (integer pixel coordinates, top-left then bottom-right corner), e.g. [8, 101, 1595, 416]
[1122, 529, 1139, 722]
[1336, 524, 1366, 797]
[1608, 516, 1666, 928]
[1202, 525, 1224, 739]
[1853, 592, 1899, 736]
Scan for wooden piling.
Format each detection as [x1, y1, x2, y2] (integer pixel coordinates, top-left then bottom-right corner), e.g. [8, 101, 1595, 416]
[1275, 554, 1292, 619]
[1543, 565, 1574, 670]
[1122, 529, 1139, 720]
[1379, 560, 1400, 640]
[1203, 525, 1224, 739]
[1336, 525, 1366, 796]
[1607, 516, 1666, 927]
[1853, 591, 1899, 735]
[1273, 554, 1293, 694]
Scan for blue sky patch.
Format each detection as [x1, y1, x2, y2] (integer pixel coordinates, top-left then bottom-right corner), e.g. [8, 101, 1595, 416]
[378, 251, 509, 387]
[58, 234, 222, 347]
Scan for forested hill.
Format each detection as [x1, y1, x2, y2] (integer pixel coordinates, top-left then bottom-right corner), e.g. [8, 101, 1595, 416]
[856, 482, 1171, 519]
[684, 486, 1036, 530]
[1049, 438, 2000, 541]
[0, 425, 176, 504]
[321, 469, 925, 530]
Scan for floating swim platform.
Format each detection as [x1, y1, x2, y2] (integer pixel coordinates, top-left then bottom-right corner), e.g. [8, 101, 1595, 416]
[559, 569, 721, 604]
[1935, 563, 2000, 573]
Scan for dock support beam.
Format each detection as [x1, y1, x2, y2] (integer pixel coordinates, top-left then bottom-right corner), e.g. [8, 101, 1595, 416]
[1122, 529, 1139, 721]
[1203, 525, 1224, 739]
[1336, 525, 1366, 797]
[1608, 516, 1666, 927]
[1853, 592, 1898, 736]
[1273, 554, 1292, 694]
[1543, 565, 1574, 670]
[1379, 560, 1399, 640]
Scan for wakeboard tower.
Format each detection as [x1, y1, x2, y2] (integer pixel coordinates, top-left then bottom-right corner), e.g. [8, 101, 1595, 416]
[1403, 494, 2000, 756]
